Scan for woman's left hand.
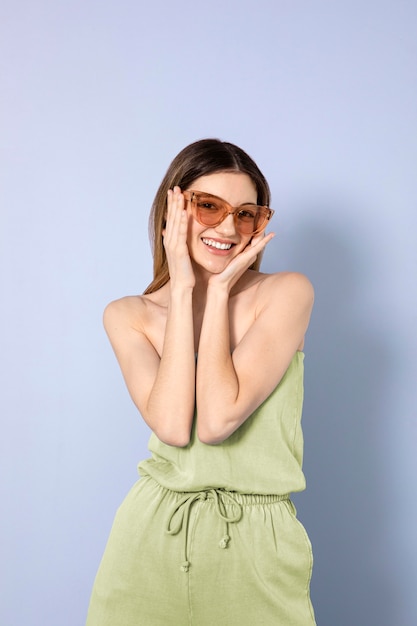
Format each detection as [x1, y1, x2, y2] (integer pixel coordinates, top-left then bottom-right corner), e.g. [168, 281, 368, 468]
[208, 232, 275, 292]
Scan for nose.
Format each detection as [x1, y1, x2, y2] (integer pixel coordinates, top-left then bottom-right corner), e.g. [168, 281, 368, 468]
[214, 212, 237, 237]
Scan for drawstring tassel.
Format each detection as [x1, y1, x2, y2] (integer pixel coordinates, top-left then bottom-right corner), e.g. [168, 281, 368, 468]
[166, 489, 243, 571]
[218, 534, 230, 549]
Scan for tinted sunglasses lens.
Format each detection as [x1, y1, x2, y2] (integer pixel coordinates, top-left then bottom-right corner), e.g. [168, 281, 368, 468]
[193, 194, 225, 226]
[237, 208, 268, 235]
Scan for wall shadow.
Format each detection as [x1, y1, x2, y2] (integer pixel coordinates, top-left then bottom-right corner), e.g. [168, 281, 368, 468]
[266, 206, 397, 626]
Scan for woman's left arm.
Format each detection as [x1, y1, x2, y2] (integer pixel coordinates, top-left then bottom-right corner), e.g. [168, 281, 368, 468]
[196, 261, 314, 444]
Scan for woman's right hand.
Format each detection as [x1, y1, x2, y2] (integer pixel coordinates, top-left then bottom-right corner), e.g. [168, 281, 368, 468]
[163, 187, 195, 290]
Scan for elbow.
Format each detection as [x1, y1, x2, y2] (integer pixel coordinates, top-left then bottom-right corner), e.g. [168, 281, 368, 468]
[153, 426, 191, 448]
[197, 419, 232, 445]
[142, 403, 193, 448]
[198, 433, 224, 445]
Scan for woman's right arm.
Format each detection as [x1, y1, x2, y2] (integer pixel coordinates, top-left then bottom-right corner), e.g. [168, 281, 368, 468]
[103, 188, 196, 447]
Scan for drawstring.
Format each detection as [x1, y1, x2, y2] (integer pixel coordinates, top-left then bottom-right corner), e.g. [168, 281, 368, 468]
[165, 489, 243, 572]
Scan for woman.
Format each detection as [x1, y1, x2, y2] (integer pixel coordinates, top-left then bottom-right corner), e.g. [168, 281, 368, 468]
[86, 139, 316, 625]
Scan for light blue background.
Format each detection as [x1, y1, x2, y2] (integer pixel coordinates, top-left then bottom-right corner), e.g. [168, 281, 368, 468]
[1, 1, 416, 624]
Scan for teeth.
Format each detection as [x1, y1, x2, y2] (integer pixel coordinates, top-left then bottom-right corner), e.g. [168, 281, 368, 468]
[202, 238, 232, 250]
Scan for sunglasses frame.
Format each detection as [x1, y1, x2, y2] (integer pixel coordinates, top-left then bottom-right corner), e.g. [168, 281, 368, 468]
[183, 190, 274, 236]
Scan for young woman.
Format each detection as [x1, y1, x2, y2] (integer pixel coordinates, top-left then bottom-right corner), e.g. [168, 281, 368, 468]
[86, 139, 316, 625]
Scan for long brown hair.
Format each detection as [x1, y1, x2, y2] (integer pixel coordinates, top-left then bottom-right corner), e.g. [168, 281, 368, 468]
[144, 138, 271, 294]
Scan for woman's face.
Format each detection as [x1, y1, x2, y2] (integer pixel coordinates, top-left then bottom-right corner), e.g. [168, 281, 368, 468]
[184, 171, 257, 275]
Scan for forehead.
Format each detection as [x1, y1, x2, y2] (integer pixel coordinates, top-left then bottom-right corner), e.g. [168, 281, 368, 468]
[189, 171, 257, 204]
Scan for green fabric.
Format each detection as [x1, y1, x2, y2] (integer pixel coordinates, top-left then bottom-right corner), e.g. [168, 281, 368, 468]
[86, 478, 316, 626]
[86, 352, 316, 625]
[139, 351, 306, 495]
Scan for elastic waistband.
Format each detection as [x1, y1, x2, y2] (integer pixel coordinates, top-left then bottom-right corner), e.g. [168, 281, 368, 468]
[173, 491, 290, 506]
[212, 492, 290, 506]
[149, 477, 291, 506]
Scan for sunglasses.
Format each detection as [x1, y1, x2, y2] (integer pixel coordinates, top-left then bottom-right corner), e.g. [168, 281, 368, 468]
[183, 190, 274, 236]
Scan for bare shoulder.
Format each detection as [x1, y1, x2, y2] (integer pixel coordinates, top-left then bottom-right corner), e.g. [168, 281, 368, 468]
[103, 289, 169, 348]
[251, 270, 314, 309]
[261, 271, 313, 297]
[103, 295, 146, 331]
[104, 291, 169, 333]
[253, 272, 314, 353]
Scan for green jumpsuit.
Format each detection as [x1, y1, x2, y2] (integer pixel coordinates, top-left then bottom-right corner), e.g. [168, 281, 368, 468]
[86, 351, 316, 625]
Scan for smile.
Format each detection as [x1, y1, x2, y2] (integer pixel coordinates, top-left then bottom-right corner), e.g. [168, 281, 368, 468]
[202, 238, 233, 250]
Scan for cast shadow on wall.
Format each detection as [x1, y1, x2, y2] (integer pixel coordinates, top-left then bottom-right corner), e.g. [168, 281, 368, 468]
[264, 209, 396, 626]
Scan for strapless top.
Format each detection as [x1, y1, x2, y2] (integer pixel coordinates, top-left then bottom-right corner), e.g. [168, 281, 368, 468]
[138, 351, 306, 495]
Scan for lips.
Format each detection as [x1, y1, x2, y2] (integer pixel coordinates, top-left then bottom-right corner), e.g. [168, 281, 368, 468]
[201, 238, 234, 250]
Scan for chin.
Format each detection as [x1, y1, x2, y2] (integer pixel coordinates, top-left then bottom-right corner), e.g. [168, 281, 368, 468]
[206, 255, 235, 272]
[194, 256, 231, 275]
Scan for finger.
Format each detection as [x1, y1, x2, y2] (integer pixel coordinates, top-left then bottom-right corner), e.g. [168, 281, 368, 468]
[249, 232, 275, 253]
[172, 188, 187, 237]
[165, 191, 180, 245]
[165, 188, 188, 247]
[172, 187, 185, 214]
[166, 188, 184, 234]
[232, 232, 274, 268]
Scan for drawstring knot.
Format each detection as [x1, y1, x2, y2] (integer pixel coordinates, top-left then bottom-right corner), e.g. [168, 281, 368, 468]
[165, 488, 243, 572]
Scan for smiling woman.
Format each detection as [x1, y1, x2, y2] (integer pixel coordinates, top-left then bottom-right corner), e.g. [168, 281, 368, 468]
[85, 139, 316, 626]
[181, 171, 265, 277]
[144, 139, 273, 293]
